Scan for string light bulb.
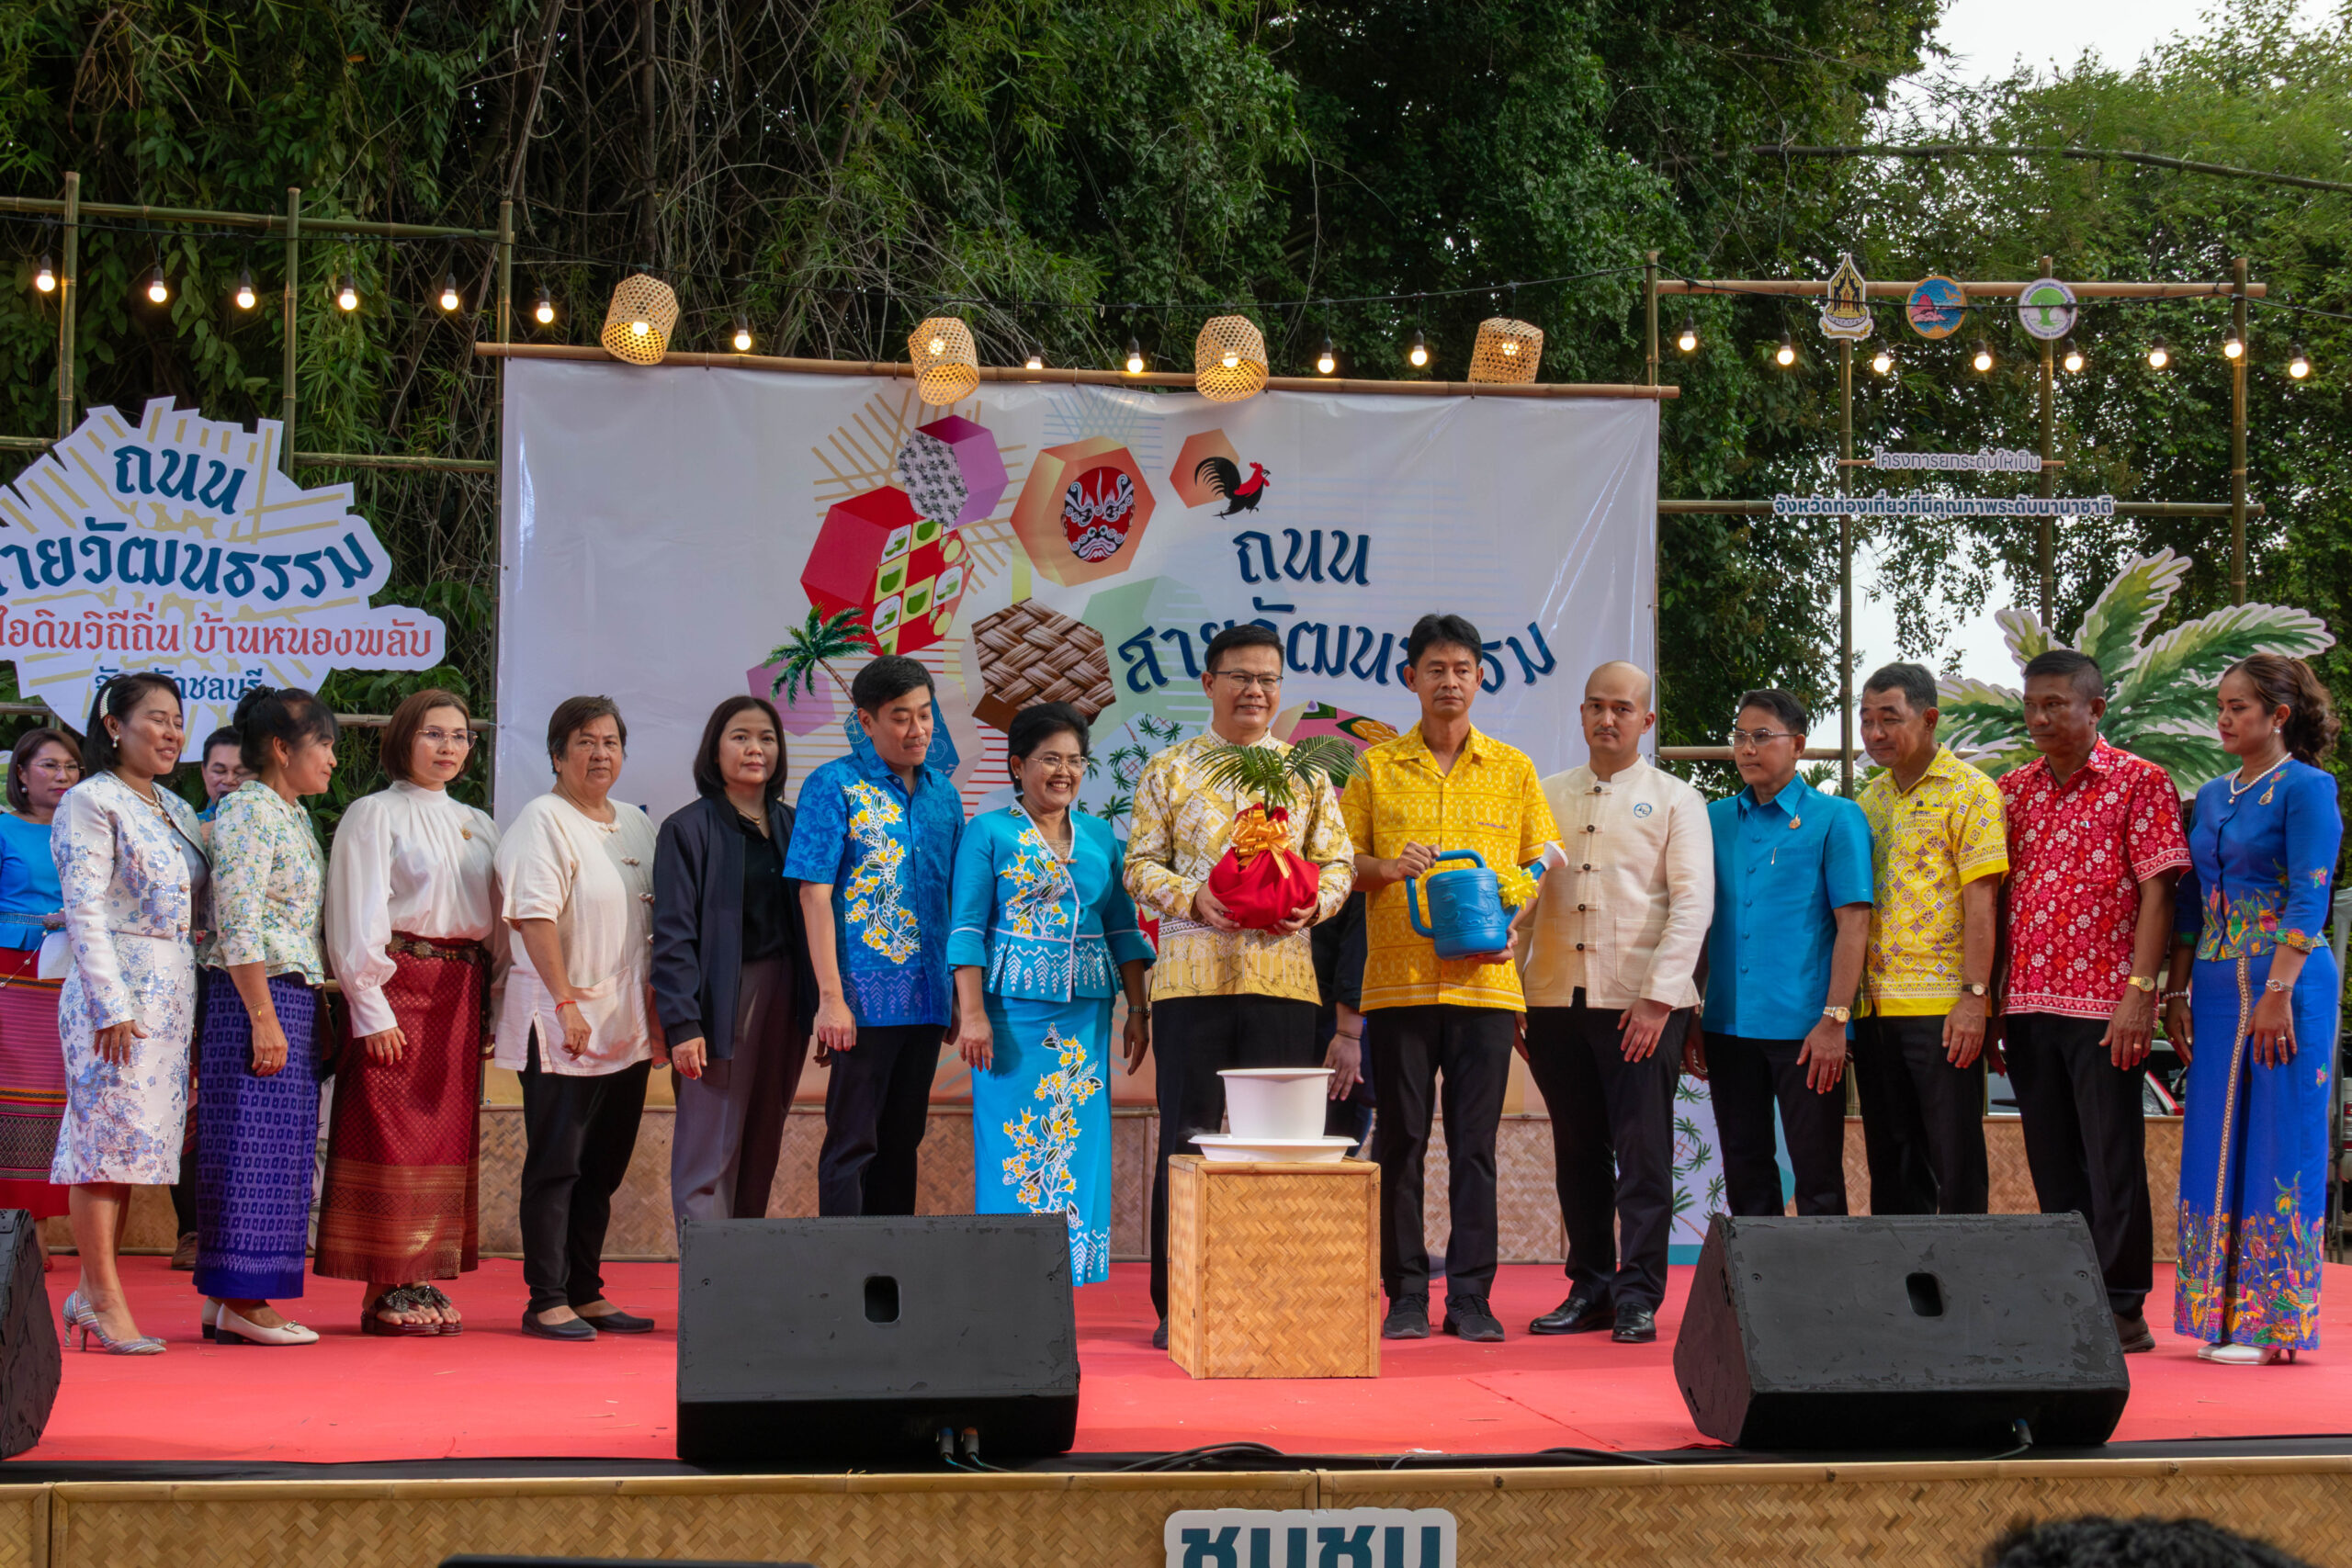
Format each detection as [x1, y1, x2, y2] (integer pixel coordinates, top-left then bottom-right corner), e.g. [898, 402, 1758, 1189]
[1676, 316, 1698, 354]
[2146, 336, 2170, 370]
[1870, 344, 1894, 376]
[336, 275, 359, 312]
[731, 315, 752, 353]
[1971, 340, 1994, 373]
[144, 261, 168, 305]
[2288, 343, 2311, 380]
[1316, 334, 1337, 375]
[2061, 339, 2085, 375]
[32, 254, 54, 294]
[926, 331, 946, 356]
[534, 285, 556, 325]
[1774, 334, 1795, 367]
[233, 266, 256, 310]
[1023, 351, 1045, 371]
[1124, 337, 1144, 375]
[438, 274, 460, 312]
[2222, 329, 2245, 361]
[1408, 328, 1428, 368]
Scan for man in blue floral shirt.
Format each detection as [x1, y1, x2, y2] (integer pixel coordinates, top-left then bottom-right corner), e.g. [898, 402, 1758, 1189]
[786, 656, 966, 1215]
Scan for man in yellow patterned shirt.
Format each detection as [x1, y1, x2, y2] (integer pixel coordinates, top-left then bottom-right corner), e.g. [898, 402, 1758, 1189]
[1855, 662, 2008, 1215]
[1340, 614, 1557, 1344]
[1122, 624, 1355, 1348]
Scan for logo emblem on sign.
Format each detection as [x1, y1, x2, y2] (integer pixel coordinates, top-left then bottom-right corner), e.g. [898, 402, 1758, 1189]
[2017, 276, 2078, 341]
[1817, 253, 1873, 341]
[1062, 464, 1138, 563]
[1905, 275, 1969, 340]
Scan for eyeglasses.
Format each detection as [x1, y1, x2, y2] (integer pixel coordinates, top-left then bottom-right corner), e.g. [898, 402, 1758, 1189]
[1213, 671, 1283, 693]
[418, 728, 474, 750]
[24, 760, 81, 777]
[1725, 728, 1800, 750]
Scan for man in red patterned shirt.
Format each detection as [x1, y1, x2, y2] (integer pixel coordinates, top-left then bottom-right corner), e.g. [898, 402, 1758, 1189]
[1993, 649, 2188, 1355]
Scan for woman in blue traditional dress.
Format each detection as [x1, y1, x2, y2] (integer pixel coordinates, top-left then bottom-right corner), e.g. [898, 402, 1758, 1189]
[950, 703, 1153, 1285]
[2164, 654, 2342, 1366]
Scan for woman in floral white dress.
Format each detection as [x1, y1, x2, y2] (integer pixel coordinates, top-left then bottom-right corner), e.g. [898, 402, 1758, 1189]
[52, 671, 209, 1354]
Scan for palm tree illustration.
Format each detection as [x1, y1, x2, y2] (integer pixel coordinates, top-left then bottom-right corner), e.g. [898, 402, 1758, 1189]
[765, 606, 876, 703]
[1938, 548, 2332, 787]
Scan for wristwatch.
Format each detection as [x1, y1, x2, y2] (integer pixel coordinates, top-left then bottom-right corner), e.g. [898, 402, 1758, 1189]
[2125, 975, 2157, 994]
[1963, 982, 1990, 998]
[1822, 1005, 1851, 1024]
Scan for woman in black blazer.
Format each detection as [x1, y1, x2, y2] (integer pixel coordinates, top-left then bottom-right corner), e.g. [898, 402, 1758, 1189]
[651, 696, 820, 1235]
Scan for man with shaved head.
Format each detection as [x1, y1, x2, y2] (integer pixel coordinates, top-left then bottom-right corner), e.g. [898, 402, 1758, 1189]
[1516, 660, 1711, 1344]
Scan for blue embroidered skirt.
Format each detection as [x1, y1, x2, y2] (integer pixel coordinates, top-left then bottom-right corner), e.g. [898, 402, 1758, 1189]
[971, 993, 1113, 1286]
[195, 972, 322, 1301]
[2174, 946, 2336, 1348]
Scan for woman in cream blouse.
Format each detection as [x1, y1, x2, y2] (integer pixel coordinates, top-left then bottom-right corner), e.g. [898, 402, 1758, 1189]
[320, 688, 503, 1336]
[495, 695, 662, 1341]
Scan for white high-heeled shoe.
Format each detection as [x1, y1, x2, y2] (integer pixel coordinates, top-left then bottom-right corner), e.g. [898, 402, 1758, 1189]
[2198, 1341, 2295, 1365]
[201, 1298, 219, 1340]
[215, 1303, 320, 1347]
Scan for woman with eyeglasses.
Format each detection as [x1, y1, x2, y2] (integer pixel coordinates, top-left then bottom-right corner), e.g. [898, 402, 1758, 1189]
[52, 671, 209, 1354]
[0, 728, 83, 1249]
[319, 689, 503, 1336]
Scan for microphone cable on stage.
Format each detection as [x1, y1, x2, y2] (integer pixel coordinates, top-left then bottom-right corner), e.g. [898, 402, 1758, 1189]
[1987, 1418, 2035, 1462]
[1114, 1442, 1289, 1472]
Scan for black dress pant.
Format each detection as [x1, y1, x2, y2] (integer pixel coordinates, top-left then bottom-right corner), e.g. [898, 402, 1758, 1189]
[1368, 1003, 1515, 1302]
[817, 1022, 943, 1216]
[1852, 1013, 1990, 1214]
[1706, 1032, 1849, 1217]
[2004, 1010, 2152, 1314]
[1148, 994, 1318, 1315]
[517, 1045, 651, 1315]
[1523, 994, 1689, 1312]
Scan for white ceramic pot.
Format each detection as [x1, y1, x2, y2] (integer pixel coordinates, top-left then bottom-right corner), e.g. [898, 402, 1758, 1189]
[1219, 1067, 1334, 1141]
[1192, 1134, 1359, 1164]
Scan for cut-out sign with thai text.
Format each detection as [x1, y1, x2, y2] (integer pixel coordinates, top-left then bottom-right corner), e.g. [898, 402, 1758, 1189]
[0, 400, 447, 736]
[1165, 1510, 1457, 1568]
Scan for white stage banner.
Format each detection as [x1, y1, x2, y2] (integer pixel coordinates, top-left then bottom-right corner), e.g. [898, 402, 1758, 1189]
[497, 359, 1657, 830]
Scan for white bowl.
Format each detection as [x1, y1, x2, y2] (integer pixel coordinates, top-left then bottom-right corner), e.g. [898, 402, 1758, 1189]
[1219, 1067, 1334, 1141]
[1191, 1134, 1359, 1164]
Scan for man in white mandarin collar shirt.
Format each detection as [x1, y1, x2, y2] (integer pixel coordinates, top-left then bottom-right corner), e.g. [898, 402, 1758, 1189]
[1516, 662, 1712, 1345]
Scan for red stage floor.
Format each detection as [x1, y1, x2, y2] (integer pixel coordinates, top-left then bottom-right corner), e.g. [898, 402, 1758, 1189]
[14, 1258, 2352, 1463]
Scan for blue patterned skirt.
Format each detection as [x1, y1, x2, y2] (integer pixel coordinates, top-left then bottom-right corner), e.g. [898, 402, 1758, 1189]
[2174, 945, 2337, 1348]
[195, 972, 322, 1301]
[971, 993, 1113, 1286]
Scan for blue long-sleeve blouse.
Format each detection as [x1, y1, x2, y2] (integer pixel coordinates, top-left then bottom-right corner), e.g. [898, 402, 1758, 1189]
[948, 803, 1154, 1002]
[2175, 758, 2341, 961]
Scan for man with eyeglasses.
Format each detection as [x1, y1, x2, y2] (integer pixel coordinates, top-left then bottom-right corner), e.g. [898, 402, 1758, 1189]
[198, 727, 252, 820]
[1992, 648, 2186, 1354]
[1342, 614, 1557, 1344]
[1124, 623, 1355, 1350]
[1690, 688, 1871, 1219]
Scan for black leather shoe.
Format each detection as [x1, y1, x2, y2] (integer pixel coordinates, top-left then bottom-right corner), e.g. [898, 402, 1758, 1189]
[2114, 1310, 2155, 1354]
[522, 1308, 596, 1342]
[1529, 1293, 1615, 1336]
[1442, 1294, 1504, 1343]
[1611, 1304, 1657, 1344]
[1382, 1292, 1430, 1339]
[1152, 1317, 1168, 1350]
[575, 1303, 654, 1335]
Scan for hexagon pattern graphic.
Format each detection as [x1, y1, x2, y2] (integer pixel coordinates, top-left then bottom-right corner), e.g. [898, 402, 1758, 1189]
[1170, 430, 1241, 508]
[897, 413, 1010, 528]
[1009, 436, 1155, 587]
[799, 484, 969, 656]
[969, 602, 1114, 732]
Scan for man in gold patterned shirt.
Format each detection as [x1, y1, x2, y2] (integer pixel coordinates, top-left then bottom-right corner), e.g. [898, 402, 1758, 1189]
[1122, 624, 1354, 1348]
[1341, 614, 1557, 1344]
[1854, 661, 2008, 1215]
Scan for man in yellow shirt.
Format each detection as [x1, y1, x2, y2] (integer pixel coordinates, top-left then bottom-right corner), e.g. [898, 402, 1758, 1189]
[1342, 614, 1557, 1343]
[1855, 662, 2008, 1214]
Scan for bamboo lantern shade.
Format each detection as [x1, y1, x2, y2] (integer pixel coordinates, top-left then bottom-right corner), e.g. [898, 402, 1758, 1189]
[599, 273, 680, 365]
[1468, 317, 1544, 384]
[1193, 315, 1269, 402]
[911, 316, 980, 405]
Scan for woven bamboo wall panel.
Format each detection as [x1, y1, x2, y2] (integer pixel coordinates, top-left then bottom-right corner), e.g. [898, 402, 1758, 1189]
[48, 1473, 1315, 1568]
[1168, 1155, 1380, 1378]
[1321, 1461, 2352, 1568]
[0, 1486, 42, 1568]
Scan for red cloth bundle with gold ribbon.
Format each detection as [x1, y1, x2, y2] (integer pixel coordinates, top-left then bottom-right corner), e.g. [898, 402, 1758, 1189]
[1204, 803, 1321, 930]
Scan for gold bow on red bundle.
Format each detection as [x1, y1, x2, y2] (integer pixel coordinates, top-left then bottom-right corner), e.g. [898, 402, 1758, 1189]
[1227, 802, 1295, 863]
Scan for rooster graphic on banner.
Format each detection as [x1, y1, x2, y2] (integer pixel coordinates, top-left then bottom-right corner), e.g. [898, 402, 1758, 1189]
[1061, 465, 1139, 563]
[1193, 455, 1272, 517]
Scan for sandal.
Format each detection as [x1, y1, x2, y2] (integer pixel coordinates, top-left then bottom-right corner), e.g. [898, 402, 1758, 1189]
[361, 1285, 440, 1337]
[418, 1284, 462, 1336]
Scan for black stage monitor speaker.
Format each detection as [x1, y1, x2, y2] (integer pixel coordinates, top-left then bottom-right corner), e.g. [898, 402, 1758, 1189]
[677, 1214, 1078, 1466]
[0, 1210, 58, 1458]
[1672, 1213, 2129, 1450]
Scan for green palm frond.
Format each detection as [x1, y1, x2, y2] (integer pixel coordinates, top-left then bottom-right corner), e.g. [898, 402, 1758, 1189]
[2114, 601, 2333, 707]
[2075, 552, 2188, 677]
[1195, 735, 1362, 807]
[1933, 677, 2025, 750]
[764, 606, 875, 702]
[1996, 606, 2056, 668]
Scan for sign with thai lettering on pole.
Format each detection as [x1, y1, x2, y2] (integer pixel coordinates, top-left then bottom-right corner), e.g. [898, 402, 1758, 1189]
[0, 401, 447, 735]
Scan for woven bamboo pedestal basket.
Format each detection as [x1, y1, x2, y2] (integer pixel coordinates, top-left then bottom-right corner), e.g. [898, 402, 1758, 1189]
[1167, 1154, 1381, 1379]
